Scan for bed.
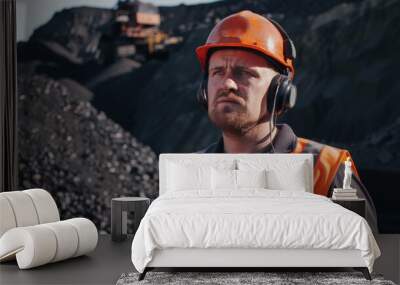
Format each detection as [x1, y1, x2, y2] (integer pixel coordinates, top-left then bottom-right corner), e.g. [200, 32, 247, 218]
[131, 153, 380, 280]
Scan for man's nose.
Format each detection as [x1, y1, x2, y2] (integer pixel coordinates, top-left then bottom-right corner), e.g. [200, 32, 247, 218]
[222, 77, 238, 92]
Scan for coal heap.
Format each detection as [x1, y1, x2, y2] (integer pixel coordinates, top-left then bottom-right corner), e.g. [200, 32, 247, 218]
[18, 74, 158, 233]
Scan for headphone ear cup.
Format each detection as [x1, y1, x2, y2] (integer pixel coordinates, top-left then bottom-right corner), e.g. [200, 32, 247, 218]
[196, 76, 208, 110]
[267, 74, 297, 116]
[276, 77, 297, 115]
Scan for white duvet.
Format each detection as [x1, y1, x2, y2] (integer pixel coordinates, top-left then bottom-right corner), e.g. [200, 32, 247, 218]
[131, 189, 380, 273]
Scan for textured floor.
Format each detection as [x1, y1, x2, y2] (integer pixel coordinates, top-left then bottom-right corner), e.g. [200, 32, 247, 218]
[117, 271, 396, 285]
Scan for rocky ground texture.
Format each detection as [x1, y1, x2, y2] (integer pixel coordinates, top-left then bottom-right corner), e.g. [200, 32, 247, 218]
[18, 74, 158, 233]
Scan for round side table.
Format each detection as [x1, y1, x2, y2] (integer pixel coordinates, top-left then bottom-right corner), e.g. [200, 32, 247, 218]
[111, 197, 150, 242]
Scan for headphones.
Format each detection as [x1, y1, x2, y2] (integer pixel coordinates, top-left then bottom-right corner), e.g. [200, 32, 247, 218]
[196, 17, 297, 117]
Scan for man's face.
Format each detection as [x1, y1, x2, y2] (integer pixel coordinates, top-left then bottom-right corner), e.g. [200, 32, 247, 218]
[207, 49, 278, 134]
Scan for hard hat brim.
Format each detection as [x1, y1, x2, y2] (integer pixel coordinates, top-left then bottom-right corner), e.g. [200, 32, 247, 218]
[195, 43, 294, 76]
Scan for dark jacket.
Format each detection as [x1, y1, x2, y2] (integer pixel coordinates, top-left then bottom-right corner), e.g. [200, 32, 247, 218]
[196, 123, 379, 234]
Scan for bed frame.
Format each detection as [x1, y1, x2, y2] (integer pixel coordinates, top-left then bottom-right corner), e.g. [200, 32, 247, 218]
[138, 154, 372, 281]
[140, 248, 371, 280]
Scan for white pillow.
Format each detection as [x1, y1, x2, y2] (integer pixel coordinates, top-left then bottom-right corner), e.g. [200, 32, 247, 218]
[236, 169, 268, 189]
[211, 168, 236, 190]
[237, 159, 309, 192]
[167, 162, 211, 191]
[266, 163, 307, 191]
[211, 168, 268, 190]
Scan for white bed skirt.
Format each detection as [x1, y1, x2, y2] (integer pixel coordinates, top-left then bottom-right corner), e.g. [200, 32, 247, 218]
[147, 248, 366, 268]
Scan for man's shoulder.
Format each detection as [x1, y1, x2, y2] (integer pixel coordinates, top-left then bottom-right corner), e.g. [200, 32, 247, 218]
[297, 136, 356, 168]
[296, 137, 348, 155]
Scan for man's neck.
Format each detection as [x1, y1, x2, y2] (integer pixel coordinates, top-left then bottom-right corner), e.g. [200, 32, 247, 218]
[222, 123, 278, 153]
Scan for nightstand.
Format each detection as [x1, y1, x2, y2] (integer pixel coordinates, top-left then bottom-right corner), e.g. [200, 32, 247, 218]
[111, 197, 150, 242]
[331, 198, 366, 218]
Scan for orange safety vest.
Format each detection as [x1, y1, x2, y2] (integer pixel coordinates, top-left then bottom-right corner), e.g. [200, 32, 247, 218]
[292, 137, 360, 196]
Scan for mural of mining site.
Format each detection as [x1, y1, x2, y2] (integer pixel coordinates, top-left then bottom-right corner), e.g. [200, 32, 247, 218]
[17, 0, 400, 233]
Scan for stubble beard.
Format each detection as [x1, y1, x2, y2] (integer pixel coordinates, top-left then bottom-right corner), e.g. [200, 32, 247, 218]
[209, 104, 259, 136]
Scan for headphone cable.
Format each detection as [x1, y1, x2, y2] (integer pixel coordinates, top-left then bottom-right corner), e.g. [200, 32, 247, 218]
[269, 81, 280, 153]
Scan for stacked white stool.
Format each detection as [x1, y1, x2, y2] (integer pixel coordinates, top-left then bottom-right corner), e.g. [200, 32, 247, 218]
[0, 189, 98, 269]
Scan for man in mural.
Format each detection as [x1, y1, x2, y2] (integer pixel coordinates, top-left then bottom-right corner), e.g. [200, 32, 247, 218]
[195, 10, 378, 233]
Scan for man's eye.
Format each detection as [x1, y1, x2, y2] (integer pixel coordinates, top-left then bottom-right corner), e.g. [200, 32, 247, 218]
[234, 70, 250, 78]
[243, 70, 254, 77]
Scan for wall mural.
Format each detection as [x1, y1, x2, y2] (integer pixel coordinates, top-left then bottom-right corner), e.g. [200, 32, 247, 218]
[17, 0, 400, 233]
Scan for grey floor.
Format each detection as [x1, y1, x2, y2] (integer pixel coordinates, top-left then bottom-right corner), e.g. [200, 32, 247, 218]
[1, 234, 399, 285]
[373, 234, 400, 284]
[0, 235, 134, 285]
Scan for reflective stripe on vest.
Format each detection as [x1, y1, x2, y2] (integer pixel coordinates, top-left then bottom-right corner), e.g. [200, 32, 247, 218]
[293, 137, 360, 196]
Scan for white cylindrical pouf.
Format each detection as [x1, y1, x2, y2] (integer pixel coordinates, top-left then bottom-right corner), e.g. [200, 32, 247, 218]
[65, 218, 98, 257]
[0, 219, 98, 269]
[0, 192, 39, 227]
[42, 221, 79, 262]
[0, 226, 57, 269]
[0, 195, 17, 237]
[23, 189, 60, 224]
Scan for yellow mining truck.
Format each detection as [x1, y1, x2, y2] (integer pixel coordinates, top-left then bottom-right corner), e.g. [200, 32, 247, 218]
[98, 0, 182, 64]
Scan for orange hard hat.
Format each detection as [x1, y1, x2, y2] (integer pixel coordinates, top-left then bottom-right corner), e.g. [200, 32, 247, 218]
[195, 10, 296, 77]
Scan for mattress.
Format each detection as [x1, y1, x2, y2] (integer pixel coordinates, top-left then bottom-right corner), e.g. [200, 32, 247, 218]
[131, 189, 380, 273]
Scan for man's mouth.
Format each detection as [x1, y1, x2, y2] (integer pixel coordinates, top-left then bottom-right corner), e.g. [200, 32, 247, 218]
[216, 95, 242, 105]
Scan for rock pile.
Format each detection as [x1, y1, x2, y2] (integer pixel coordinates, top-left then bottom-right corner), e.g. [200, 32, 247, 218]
[18, 74, 159, 233]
